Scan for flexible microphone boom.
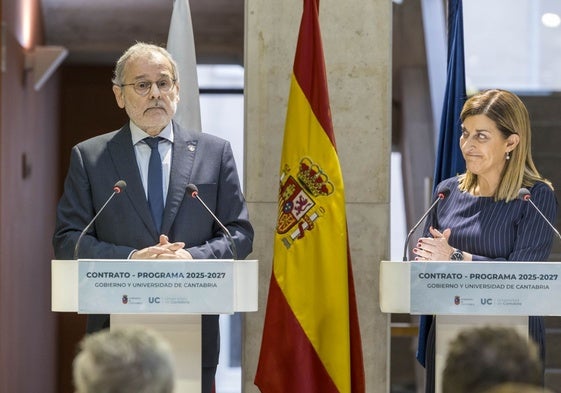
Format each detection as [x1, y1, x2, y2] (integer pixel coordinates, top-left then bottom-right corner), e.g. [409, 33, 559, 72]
[186, 183, 238, 260]
[518, 187, 561, 241]
[73, 180, 127, 260]
[402, 187, 450, 261]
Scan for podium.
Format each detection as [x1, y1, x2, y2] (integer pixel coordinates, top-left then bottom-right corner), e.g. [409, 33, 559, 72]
[379, 260, 561, 393]
[52, 259, 258, 393]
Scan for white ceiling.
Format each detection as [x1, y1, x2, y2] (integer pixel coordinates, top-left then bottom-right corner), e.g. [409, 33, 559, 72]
[40, 0, 244, 65]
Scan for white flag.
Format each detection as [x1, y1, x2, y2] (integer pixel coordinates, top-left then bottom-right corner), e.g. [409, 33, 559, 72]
[167, 0, 201, 132]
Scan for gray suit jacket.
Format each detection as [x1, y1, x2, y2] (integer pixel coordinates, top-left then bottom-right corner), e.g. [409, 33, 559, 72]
[53, 121, 254, 367]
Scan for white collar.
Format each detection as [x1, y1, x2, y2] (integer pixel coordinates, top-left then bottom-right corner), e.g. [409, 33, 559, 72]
[130, 121, 174, 145]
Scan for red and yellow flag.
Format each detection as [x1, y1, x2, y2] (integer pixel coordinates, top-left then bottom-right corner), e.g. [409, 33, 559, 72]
[254, 1, 365, 392]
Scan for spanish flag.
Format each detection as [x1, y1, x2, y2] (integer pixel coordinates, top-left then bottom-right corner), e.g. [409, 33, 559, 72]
[254, 0, 365, 392]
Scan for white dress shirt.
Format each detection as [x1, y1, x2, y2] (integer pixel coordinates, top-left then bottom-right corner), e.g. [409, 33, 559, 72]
[130, 121, 173, 205]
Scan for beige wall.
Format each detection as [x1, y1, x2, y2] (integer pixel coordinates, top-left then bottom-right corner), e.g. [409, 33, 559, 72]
[243, 0, 392, 391]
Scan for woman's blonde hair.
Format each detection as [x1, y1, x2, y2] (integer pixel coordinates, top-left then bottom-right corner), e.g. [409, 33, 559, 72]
[458, 89, 552, 201]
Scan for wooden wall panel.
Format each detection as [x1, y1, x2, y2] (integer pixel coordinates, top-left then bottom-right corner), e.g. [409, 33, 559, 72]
[56, 65, 128, 393]
[1, 1, 58, 392]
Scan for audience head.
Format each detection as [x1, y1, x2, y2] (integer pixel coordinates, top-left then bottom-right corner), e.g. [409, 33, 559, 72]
[73, 326, 175, 393]
[442, 326, 542, 393]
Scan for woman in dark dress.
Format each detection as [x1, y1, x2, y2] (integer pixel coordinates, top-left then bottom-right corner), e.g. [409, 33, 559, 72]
[413, 89, 558, 393]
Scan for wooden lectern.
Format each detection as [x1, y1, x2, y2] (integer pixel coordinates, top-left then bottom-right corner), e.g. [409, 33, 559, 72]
[52, 259, 258, 393]
[378, 260, 561, 393]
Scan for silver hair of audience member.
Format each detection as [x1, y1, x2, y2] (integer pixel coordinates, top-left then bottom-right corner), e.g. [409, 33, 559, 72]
[73, 326, 175, 393]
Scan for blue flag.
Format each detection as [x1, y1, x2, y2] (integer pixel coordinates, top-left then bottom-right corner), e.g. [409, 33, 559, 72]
[433, 0, 467, 186]
[417, 0, 467, 367]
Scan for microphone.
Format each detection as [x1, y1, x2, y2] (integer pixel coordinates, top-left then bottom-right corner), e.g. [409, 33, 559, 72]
[402, 187, 450, 261]
[518, 187, 561, 241]
[73, 180, 127, 260]
[186, 183, 238, 260]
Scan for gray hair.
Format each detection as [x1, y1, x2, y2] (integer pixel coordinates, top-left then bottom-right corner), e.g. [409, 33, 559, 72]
[73, 327, 175, 393]
[111, 42, 179, 86]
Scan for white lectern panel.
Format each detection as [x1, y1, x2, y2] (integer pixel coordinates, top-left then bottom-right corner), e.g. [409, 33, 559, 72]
[51, 259, 258, 393]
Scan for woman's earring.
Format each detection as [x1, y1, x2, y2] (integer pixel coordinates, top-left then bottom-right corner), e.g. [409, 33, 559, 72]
[505, 151, 511, 160]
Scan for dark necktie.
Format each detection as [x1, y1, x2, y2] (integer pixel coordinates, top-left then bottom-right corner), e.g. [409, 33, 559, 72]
[144, 137, 164, 232]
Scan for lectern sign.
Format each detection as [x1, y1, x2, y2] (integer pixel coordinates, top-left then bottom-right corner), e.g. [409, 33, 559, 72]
[410, 261, 561, 315]
[78, 260, 234, 314]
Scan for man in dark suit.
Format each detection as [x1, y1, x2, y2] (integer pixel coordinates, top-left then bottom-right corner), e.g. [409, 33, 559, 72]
[53, 42, 254, 393]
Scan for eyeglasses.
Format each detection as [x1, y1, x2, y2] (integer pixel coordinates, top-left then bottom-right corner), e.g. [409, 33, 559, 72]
[119, 77, 176, 96]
